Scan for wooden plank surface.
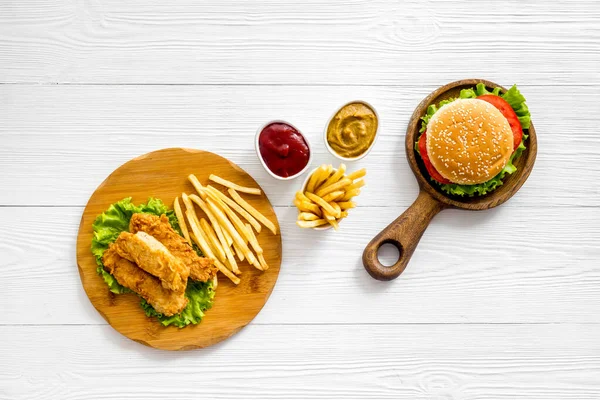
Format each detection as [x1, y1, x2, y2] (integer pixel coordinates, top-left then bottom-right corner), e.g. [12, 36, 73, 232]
[1, 324, 599, 399]
[0, 84, 598, 207]
[0, 1, 599, 85]
[3, 205, 599, 325]
[1, 0, 599, 397]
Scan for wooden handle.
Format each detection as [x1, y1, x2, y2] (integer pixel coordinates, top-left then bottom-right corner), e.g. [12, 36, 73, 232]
[362, 190, 446, 281]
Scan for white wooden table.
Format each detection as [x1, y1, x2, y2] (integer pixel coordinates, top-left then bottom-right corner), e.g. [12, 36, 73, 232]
[1, 1, 600, 398]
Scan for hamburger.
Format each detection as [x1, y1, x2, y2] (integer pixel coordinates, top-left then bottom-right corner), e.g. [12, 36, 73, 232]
[416, 83, 531, 196]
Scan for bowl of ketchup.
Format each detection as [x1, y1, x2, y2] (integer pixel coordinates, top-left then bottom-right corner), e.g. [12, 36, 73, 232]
[255, 120, 312, 180]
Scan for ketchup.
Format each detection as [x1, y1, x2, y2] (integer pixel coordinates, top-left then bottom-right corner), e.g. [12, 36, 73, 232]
[258, 122, 310, 178]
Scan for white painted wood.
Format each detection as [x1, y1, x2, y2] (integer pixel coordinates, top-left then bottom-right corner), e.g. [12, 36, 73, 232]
[0, 1, 599, 85]
[2, 206, 599, 325]
[0, 84, 598, 207]
[1, 0, 599, 397]
[1, 324, 599, 399]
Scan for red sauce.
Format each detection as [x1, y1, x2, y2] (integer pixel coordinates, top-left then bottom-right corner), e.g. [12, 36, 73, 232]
[258, 122, 310, 178]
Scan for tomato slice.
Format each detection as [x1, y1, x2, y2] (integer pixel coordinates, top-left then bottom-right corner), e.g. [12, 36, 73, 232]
[477, 94, 523, 149]
[418, 132, 451, 184]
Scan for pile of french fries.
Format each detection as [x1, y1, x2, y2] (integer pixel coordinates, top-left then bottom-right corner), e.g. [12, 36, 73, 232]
[174, 174, 277, 286]
[295, 164, 366, 230]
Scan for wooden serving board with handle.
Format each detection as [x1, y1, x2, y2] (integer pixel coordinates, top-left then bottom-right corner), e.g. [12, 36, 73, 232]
[363, 79, 537, 281]
[76, 148, 282, 350]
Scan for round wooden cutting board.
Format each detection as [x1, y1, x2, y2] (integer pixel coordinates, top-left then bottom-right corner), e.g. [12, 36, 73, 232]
[76, 148, 282, 351]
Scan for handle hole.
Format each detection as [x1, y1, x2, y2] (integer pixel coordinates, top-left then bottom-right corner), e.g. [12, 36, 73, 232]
[377, 242, 402, 267]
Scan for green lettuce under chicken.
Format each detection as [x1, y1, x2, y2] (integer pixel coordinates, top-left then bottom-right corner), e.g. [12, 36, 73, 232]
[415, 83, 530, 196]
[91, 197, 214, 328]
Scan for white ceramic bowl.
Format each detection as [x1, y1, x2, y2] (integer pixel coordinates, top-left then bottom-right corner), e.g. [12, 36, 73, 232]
[323, 100, 379, 162]
[297, 166, 339, 231]
[255, 120, 313, 181]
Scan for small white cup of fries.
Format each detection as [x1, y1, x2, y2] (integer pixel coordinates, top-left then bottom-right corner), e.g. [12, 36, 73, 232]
[295, 164, 366, 231]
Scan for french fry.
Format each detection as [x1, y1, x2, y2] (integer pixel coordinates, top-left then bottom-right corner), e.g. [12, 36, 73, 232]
[321, 163, 346, 189]
[246, 250, 261, 270]
[204, 186, 257, 241]
[245, 223, 263, 255]
[222, 228, 234, 247]
[228, 189, 277, 235]
[186, 209, 240, 285]
[205, 185, 262, 233]
[305, 165, 326, 193]
[199, 218, 226, 264]
[322, 190, 345, 202]
[206, 199, 252, 257]
[232, 241, 245, 261]
[245, 224, 264, 271]
[298, 212, 320, 221]
[188, 174, 205, 198]
[209, 174, 261, 195]
[197, 197, 241, 274]
[173, 197, 191, 243]
[187, 213, 231, 276]
[212, 275, 218, 289]
[346, 168, 367, 181]
[296, 219, 328, 228]
[206, 195, 250, 245]
[327, 218, 339, 231]
[188, 194, 234, 271]
[337, 201, 356, 210]
[304, 192, 338, 216]
[295, 191, 312, 204]
[294, 199, 321, 216]
[341, 189, 361, 201]
[313, 165, 333, 192]
[181, 192, 194, 212]
[330, 202, 342, 218]
[316, 178, 352, 197]
[190, 232, 214, 258]
[227, 250, 240, 275]
[258, 253, 269, 271]
[346, 179, 365, 192]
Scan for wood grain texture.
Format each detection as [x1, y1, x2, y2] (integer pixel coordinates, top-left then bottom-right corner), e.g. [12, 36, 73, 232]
[1, 0, 600, 396]
[0, 1, 599, 85]
[3, 205, 599, 326]
[0, 84, 598, 207]
[363, 190, 446, 281]
[76, 148, 281, 350]
[1, 324, 599, 399]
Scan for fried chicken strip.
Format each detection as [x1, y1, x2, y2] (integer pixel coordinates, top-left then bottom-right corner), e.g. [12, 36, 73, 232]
[102, 245, 188, 316]
[130, 213, 217, 282]
[113, 231, 188, 292]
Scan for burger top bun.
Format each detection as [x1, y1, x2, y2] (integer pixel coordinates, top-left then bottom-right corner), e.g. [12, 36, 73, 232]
[426, 98, 514, 185]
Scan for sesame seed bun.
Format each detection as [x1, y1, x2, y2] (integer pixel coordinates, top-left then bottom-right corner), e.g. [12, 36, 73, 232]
[426, 98, 514, 185]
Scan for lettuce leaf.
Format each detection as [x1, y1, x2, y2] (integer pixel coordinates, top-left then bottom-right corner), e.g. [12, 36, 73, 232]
[419, 97, 458, 133]
[90, 197, 214, 327]
[457, 83, 530, 128]
[141, 280, 214, 328]
[415, 83, 531, 196]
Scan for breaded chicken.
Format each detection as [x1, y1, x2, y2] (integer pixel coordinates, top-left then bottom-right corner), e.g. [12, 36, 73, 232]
[113, 231, 188, 292]
[102, 244, 188, 316]
[130, 213, 217, 282]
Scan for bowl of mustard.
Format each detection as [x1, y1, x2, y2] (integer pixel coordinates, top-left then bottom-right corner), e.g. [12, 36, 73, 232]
[324, 100, 379, 161]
